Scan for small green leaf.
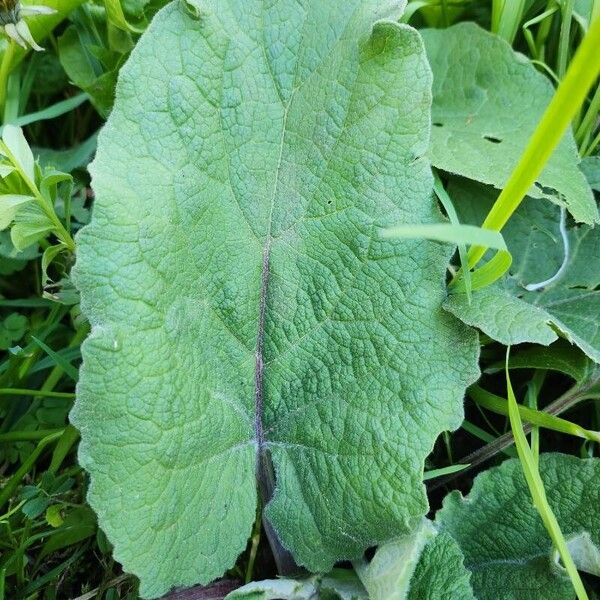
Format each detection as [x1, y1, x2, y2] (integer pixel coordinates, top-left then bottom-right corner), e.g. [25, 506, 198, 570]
[0, 312, 27, 350]
[22, 496, 50, 520]
[0, 194, 33, 229]
[1, 125, 35, 182]
[41, 244, 67, 286]
[104, 0, 144, 33]
[11, 203, 55, 251]
[45, 504, 64, 528]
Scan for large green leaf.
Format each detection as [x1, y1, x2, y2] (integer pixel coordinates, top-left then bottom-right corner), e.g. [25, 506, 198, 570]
[72, 1, 480, 596]
[422, 23, 598, 225]
[444, 178, 600, 362]
[436, 454, 600, 600]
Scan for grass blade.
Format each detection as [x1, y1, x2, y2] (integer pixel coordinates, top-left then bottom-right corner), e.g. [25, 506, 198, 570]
[505, 350, 589, 600]
[30, 336, 79, 382]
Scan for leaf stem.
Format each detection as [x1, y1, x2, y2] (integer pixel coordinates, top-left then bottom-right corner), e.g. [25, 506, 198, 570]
[0, 41, 16, 120]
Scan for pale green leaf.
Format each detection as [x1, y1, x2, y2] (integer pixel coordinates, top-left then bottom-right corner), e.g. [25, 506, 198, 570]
[564, 533, 600, 577]
[226, 570, 367, 600]
[2, 126, 35, 182]
[436, 454, 600, 600]
[354, 519, 436, 600]
[423, 23, 598, 224]
[226, 577, 320, 600]
[0, 164, 15, 178]
[0, 194, 34, 229]
[72, 1, 479, 597]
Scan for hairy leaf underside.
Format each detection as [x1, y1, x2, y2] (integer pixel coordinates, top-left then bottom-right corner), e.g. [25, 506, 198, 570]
[72, 0, 479, 596]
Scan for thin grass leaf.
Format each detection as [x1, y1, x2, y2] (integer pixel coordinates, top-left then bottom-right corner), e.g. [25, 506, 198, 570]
[433, 173, 472, 302]
[471, 385, 600, 444]
[505, 350, 589, 600]
[1, 93, 89, 132]
[423, 464, 470, 481]
[30, 336, 78, 382]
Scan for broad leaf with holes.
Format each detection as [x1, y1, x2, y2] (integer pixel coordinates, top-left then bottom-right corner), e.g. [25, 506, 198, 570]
[423, 23, 598, 225]
[72, 0, 479, 597]
[437, 454, 600, 600]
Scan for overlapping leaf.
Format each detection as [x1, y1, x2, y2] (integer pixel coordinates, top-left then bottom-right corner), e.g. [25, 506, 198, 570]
[422, 23, 598, 225]
[72, 0, 479, 596]
[444, 178, 600, 362]
[227, 523, 474, 600]
[437, 454, 600, 599]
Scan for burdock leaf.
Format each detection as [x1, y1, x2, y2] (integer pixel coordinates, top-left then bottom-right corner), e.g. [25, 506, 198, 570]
[72, 1, 479, 596]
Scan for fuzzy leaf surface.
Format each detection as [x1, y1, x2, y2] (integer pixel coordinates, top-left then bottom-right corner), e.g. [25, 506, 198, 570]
[72, 1, 479, 596]
[408, 533, 475, 600]
[436, 454, 600, 600]
[423, 23, 598, 224]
